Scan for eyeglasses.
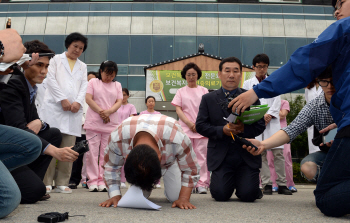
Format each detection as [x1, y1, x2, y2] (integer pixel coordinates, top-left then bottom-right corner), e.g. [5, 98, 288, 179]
[256, 65, 268, 69]
[333, 0, 346, 18]
[318, 80, 334, 87]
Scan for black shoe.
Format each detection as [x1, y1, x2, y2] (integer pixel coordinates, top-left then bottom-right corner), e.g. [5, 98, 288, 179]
[257, 189, 263, 199]
[278, 186, 293, 195]
[39, 194, 51, 201]
[263, 185, 272, 195]
[68, 183, 77, 189]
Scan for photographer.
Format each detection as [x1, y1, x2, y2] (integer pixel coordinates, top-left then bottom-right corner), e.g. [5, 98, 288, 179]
[196, 57, 265, 202]
[0, 29, 42, 218]
[0, 40, 78, 204]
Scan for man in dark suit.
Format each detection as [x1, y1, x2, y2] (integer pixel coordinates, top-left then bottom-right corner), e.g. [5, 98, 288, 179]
[0, 40, 78, 204]
[196, 57, 265, 202]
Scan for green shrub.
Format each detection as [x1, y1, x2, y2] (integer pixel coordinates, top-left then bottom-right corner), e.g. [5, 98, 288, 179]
[286, 95, 309, 160]
[292, 162, 311, 184]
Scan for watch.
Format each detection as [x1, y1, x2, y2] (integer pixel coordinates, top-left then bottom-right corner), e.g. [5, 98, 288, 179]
[0, 40, 4, 59]
[40, 120, 45, 129]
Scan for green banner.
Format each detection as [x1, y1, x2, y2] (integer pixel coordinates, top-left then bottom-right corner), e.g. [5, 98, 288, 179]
[146, 70, 255, 101]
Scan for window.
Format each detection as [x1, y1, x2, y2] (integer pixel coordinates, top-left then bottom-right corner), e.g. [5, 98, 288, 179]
[241, 37, 263, 66]
[263, 37, 286, 67]
[108, 35, 130, 65]
[84, 35, 108, 64]
[286, 38, 307, 60]
[152, 36, 174, 64]
[219, 36, 241, 60]
[174, 36, 196, 58]
[43, 35, 65, 54]
[130, 36, 152, 65]
[197, 36, 218, 56]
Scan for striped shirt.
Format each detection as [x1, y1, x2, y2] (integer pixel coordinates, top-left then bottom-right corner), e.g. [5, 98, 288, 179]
[283, 93, 334, 143]
[104, 114, 200, 198]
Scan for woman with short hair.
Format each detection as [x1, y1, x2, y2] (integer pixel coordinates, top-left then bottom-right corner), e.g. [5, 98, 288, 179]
[41, 32, 88, 194]
[171, 62, 209, 194]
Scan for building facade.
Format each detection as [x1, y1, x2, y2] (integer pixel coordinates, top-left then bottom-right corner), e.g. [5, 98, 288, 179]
[0, 1, 335, 113]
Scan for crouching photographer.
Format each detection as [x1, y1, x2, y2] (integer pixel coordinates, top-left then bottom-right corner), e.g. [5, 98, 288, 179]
[0, 28, 42, 219]
[0, 37, 79, 208]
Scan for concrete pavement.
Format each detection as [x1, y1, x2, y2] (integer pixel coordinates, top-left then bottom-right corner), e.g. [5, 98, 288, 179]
[3, 184, 350, 223]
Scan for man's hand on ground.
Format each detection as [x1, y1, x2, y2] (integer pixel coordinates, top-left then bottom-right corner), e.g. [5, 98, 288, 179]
[26, 119, 42, 134]
[99, 195, 121, 208]
[171, 198, 197, 210]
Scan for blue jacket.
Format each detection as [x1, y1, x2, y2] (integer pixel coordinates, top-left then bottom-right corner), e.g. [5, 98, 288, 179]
[254, 17, 350, 131]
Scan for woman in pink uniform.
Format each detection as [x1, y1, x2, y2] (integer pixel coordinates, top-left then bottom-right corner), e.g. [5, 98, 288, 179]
[117, 88, 137, 189]
[171, 62, 209, 194]
[267, 99, 297, 192]
[139, 96, 161, 115]
[84, 61, 123, 192]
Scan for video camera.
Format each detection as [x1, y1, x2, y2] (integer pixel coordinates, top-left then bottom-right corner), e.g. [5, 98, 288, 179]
[71, 140, 90, 156]
[218, 93, 250, 123]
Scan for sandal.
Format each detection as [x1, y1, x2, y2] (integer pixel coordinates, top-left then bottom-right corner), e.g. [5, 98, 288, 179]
[54, 186, 72, 194]
[46, 185, 52, 194]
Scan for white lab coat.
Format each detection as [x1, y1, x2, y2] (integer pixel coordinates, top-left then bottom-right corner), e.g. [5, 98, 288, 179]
[40, 52, 88, 137]
[243, 76, 283, 149]
[35, 79, 47, 118]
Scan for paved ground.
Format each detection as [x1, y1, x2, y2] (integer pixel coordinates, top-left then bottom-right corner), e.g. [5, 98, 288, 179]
[3, 184, 350, 223]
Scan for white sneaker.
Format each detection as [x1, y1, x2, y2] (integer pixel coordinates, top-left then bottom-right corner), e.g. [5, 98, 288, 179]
[155, 183, 161, 189]
[120, 182, 127, 189]
[89, 185, 98, 192]
[54, 186, 72, 194]
[197, 187, 207, 194]
[98, 185, 108, 192]
[46, 185, 52, 194]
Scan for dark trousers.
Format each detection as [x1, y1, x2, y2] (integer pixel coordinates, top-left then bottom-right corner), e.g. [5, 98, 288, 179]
[11, 127, 62, 204]
[69, 135, 86, 185]
[210, 148, 260, 202]
[314, 137, 350, 217]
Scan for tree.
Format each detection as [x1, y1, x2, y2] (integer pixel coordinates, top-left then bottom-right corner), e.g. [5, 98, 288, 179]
[286, 95, 309, 160]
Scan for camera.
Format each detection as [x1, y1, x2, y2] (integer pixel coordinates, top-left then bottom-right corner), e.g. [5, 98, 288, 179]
[37, 212, 68, 223]
[71, 140, 89, 155]
[219, 94, 250, 123]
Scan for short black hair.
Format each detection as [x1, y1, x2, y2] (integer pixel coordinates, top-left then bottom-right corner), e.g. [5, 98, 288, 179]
[317, 65, 332, 80]
[124, 144, 162, 191]
[253, 54, 270, 66]
[87, 71, 98, 78]
[181, 62, 202, 80]
[219, 57, 242, 72]
[332, 0, 337, 8]
[65, 32, 88, 52]
[145, 96, 156, 104]
[98, 60, 118, 81]
[24, 40, 54, 59]
[122, 88, 130, 96]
